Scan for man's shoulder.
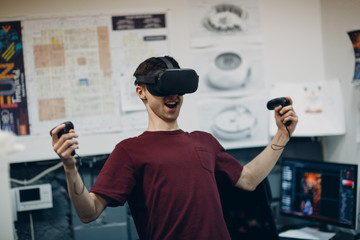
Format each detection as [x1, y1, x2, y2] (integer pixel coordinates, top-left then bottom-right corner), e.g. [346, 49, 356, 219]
[112, 133, 144, 150]
[188, 130, 220, 145]
[189, 130, 212, 137]
[118, 134, 144, 145]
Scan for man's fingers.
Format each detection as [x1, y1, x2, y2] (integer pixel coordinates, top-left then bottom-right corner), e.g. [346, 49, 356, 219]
[59, 144, 79, 159]
[53, 132, 78, 159]
[51, 123, 66, 142]
[285, 96, 293, 105]
[57, 138, 78, 152]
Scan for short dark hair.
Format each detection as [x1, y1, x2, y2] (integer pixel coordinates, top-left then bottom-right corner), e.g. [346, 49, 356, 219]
[133, 56, 180, 85]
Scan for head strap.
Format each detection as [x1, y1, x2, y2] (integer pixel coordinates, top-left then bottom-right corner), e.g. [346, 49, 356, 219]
[158, 57, 174, 69]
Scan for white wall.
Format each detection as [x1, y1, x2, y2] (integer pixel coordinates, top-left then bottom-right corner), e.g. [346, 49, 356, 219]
[260, 0, 324, 84]
[1, 0, 325, 162]
[320, 0, 360, 165]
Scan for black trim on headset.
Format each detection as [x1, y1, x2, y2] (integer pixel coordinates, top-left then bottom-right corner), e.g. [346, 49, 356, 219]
[135, 57, 199, 96]
[135, 75, 158, 85]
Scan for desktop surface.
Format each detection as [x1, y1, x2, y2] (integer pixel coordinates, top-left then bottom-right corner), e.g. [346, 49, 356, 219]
[278, 226, 357, 240]
[278, 227, 335, 240]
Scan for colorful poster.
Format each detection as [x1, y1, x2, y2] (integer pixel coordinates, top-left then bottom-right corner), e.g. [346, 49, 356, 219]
[348, 30, 360, 85]
[357, 88, 360, 143]
[0, 21, 30, 135]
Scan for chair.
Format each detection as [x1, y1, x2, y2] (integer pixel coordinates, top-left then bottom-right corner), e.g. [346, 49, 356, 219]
[219, 177, 279, 240]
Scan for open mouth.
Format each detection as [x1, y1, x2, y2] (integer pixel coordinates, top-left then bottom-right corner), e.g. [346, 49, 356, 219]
[165, 102, 178, 109]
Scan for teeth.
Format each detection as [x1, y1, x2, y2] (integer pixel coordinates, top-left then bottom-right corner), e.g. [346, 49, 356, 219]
[165, 102, 177, 108]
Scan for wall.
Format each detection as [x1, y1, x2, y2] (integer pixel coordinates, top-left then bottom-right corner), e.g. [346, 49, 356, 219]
[1, 0, 330, 239]
[10, 160, 73, 239]
[1, 0, 324, 162]
[320, 0, 360, 165]
[320, 3, 360, 232]
[10, 157, 134, 240]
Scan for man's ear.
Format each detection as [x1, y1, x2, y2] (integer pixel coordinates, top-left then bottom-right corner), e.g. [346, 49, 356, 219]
[136, 85, 147, 101]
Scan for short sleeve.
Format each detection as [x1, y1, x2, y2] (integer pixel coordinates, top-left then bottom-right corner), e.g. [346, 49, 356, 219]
[215, 149, 243, 185]
[90, 143, 136, 206]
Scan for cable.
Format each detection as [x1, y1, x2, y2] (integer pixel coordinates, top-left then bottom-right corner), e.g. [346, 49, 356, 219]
[10, 162, 63, 186]
[11, 155, 108, 196]
[286, 125, 291, 138]
[29, 212, 35, 240]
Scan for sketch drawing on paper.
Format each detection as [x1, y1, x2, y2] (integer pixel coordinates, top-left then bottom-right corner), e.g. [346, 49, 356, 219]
[206, 51, 251, 90]
[211, 105, 257, 140]
[193, 45, 263, 97]
[189, 0, 262, 47]
[303, 83, 323, 114]
[197, 96, 268, 149]
[202, 3, 248, 33]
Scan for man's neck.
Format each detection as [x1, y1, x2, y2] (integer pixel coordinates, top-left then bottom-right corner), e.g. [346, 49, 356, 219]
[147, 120, 179, 132]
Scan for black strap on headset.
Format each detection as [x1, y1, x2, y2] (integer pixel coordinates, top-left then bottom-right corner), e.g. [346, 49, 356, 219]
[136, 75, 156, 84]
[158, 57, 174, 69]
[136, 57, 174, 84]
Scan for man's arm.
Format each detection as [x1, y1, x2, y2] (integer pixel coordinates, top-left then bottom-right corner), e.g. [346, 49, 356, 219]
[235, 97, 298, 191]
[51, 124, 108, 223]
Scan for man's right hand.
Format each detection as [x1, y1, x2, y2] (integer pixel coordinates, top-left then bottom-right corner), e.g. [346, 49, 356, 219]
[51, 123, 79, 171]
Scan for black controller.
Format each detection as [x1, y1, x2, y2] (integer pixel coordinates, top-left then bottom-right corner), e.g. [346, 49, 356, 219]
[50, 121, 76, 156]
[266, 97, 291, 126]
[266, 97, 290, 110]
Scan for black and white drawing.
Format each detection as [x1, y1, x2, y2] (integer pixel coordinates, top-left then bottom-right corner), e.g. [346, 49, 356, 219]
[197, 95, 269, 149]
[189, 0, 262, 47]
[202, 3, 248, 33]
[193, 45, 264, 97]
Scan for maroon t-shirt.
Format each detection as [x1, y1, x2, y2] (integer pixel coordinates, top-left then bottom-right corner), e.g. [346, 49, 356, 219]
[90, 130, 243, 240]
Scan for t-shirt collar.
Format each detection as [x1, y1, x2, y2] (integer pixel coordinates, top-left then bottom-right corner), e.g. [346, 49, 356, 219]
[141, 129, 184, 136]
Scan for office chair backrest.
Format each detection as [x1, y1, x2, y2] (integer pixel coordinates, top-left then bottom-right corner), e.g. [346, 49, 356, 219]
[218, 177, 279, 240]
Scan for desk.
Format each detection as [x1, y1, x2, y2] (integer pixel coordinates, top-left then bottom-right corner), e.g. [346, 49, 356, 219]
[278, 227, 356, 240]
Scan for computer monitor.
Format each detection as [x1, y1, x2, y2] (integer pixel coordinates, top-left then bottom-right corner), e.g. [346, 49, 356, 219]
[280, 158, 358, 230]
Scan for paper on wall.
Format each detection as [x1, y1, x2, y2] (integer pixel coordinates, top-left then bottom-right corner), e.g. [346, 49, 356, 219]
[269, 79, 346, 137]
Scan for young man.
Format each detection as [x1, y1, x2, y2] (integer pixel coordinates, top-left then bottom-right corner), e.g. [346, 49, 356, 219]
[51, 56, 298, 240]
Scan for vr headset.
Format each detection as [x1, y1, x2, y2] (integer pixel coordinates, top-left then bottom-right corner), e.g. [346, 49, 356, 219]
[135, 57, 199, 96]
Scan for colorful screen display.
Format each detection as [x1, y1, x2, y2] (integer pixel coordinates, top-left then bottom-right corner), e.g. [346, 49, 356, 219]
[280, 158, 358, 229]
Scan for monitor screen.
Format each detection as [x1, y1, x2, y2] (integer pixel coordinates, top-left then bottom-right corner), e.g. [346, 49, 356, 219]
[280, 158, 358, 229]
